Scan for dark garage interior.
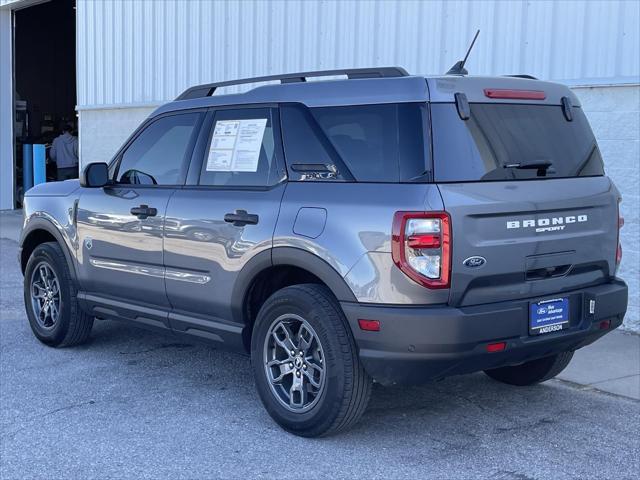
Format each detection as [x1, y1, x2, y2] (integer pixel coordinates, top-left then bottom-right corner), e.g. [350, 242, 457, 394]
[14, 0, 76, 206]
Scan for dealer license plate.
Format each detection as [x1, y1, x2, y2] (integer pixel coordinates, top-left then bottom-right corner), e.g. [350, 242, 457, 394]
[529, 297, 569, 335]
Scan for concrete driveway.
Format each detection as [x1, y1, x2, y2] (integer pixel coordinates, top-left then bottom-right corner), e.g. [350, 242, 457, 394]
[1, 238, 639, 479]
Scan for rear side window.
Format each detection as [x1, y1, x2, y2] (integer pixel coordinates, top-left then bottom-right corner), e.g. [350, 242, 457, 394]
[281, 103, 429, 182]
[431, 103, 604, 182]
[116, 113, 201, 185]
[199, 107, 282, 187]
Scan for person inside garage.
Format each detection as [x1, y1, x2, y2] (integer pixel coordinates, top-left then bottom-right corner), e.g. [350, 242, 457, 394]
[49, 123, 78, 180]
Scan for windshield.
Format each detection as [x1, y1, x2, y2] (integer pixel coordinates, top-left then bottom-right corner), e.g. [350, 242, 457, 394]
[431, 103, 604, 182]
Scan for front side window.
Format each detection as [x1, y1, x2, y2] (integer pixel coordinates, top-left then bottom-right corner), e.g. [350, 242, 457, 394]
[116, 113, 201, 185]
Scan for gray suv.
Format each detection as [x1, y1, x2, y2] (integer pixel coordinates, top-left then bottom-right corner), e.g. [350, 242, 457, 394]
[20, 67, 628, 437]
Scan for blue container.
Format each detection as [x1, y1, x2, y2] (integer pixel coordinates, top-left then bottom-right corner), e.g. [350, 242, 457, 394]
[22, 144, 33, 192]
[33, 144, 46, 185]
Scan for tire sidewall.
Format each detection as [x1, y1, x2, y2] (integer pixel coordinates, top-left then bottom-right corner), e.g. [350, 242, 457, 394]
[251, 287, 350, 435]
[23, 244, 71, 346]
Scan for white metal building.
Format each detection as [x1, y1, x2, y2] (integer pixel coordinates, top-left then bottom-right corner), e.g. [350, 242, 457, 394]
[0, 0, 638, 329]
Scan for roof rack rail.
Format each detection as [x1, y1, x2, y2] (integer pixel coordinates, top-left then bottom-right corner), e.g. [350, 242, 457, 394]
[503, 74, 538, 80]
[175, 67, 410, 101]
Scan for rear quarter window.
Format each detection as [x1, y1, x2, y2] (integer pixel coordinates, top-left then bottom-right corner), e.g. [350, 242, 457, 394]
[431, 103, 604, 182]
[281, 103, 430, 182]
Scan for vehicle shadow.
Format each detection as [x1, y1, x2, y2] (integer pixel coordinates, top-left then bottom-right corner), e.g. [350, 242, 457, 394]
[85, 318, 583, 443]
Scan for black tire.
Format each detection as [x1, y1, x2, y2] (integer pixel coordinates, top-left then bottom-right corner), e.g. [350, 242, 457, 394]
[251, 284, 372, 437]
[484, 351, 574, 386]
[23, 242, 93, 347]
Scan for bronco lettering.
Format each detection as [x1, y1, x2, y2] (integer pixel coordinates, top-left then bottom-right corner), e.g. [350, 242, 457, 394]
[507, 214, 588, 232]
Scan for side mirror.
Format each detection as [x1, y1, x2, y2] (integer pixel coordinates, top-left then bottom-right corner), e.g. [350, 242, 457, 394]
[80, 162, 110, 188]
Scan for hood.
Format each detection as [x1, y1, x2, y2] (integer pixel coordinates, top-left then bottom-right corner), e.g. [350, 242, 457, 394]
[26, 179, 81, 197]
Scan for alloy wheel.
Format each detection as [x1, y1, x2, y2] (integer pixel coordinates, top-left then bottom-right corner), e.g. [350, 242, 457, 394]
[30, 261, 61, 330]
[263, 314, 326, 413]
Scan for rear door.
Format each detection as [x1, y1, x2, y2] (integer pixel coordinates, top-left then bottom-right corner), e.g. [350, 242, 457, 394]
[431, 100, 619, 307]
[163, 106, 286, 342]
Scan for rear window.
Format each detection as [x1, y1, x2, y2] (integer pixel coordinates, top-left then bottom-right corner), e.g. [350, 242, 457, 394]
[281, 103, 429, 182]
[431, 103, 604, 182]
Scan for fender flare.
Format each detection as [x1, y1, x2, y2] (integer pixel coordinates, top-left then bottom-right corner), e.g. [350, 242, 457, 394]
[19, 217, 79, 286]
[230, 247, 357, 325]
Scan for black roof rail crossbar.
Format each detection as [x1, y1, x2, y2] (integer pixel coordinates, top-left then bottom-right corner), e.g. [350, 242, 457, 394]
[175, 67, 409, 101]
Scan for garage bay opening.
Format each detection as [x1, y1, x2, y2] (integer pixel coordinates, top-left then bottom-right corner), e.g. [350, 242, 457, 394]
[14, 0, 76, 207]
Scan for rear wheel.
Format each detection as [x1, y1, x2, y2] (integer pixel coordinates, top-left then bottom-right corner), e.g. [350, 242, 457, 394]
[251, 284, 372, 437]
[484, 351, 574, 386]
[23, 242, 93, 347]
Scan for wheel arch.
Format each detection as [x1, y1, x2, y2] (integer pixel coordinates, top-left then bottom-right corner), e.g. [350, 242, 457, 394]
[231, 247, 357, 351]
[20, 218, 78, 286]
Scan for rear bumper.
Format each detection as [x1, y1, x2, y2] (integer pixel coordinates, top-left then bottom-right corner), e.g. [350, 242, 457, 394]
[340, 279, 628, 385]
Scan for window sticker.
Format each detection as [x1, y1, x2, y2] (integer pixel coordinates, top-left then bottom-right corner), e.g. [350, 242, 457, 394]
[206, 119, 267, 172]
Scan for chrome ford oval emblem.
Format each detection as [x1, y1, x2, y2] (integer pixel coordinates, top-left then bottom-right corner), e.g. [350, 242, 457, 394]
[463, 256, 486, 268]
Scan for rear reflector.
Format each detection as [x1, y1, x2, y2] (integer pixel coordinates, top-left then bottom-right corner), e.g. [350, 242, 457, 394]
[599, 320, 611, 330]
[358, 319, 380, 332]
[486, 342, 506, 353]
[484, 88, 546, 100]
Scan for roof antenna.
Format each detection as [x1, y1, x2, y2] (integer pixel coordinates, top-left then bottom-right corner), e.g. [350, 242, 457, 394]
[446, 30, 480, 76]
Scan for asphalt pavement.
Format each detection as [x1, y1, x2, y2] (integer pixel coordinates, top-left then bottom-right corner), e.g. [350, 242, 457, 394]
[1, 237, 639, 479]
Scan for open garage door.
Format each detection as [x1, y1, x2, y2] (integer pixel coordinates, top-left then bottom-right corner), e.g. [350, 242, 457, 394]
[13, 0, 76, 207]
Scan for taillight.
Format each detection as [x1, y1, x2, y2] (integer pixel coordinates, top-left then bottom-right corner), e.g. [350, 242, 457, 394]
[392, 212, 451, 289]
[616, 200, 624, 267]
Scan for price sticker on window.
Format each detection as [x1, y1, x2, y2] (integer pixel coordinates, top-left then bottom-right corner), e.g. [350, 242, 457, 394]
[206, 119, 267, 172]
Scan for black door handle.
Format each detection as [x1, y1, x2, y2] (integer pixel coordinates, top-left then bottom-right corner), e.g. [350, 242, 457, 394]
[224, 209, 259, 226]
[130, 204, 157, 219]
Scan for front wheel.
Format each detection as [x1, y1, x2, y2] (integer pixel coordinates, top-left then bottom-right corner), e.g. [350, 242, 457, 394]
[23, 242, 94, 347]
[484, 351, 574, 386]
[251, 284, 372, 437]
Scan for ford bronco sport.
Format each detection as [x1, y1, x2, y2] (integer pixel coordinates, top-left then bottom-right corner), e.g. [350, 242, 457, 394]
[20, 67, 628, 437]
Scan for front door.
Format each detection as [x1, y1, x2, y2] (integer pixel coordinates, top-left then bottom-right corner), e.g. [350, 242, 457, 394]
[163, 106, 286, 341]
[76, 111, 203, 324]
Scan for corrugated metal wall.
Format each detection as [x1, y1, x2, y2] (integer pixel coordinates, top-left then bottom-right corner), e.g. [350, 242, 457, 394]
[76, 0, 639, 109]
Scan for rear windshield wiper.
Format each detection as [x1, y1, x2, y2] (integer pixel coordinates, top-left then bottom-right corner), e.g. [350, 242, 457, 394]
[504, 159, 554, 176]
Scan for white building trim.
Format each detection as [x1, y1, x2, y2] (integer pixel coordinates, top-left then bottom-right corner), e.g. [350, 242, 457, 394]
[0, 9, 14, 210]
